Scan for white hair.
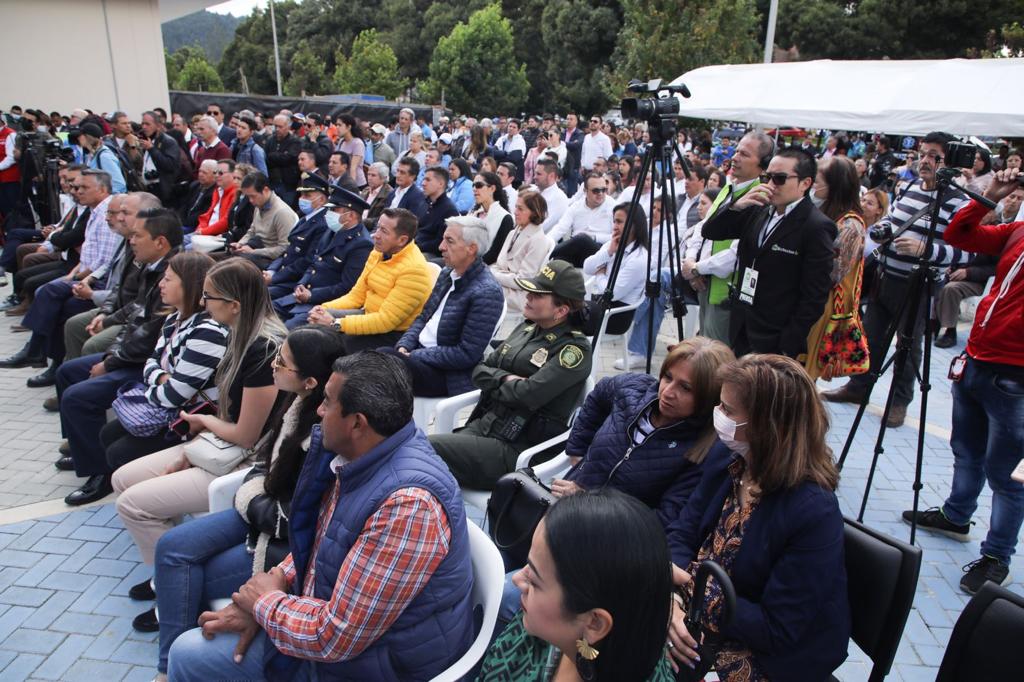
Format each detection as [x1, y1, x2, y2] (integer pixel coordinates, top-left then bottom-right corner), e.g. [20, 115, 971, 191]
[400, 107, 415, 119]
[446, 216, 491, 256]
[200, 115, 218, 130]
[199, 159, 219, 172]
[369, 162, 390, 182]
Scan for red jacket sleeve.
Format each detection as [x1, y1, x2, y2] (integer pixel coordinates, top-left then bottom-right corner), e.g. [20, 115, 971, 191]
[944, 199, 1018, 255]
[196, 185, 236, 236]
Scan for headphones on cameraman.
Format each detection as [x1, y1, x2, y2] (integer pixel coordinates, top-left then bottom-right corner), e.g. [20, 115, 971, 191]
[759, 137, 776, 172]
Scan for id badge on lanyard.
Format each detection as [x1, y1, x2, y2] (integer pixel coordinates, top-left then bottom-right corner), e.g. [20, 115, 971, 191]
[739, 266, 758, 305]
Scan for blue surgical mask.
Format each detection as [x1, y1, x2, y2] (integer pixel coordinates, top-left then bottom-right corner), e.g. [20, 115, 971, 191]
[298, 198, 314, 215]
[324, 210, 342, 232]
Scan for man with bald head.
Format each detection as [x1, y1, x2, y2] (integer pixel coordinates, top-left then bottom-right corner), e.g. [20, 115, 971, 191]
[265, 113, 302, 209]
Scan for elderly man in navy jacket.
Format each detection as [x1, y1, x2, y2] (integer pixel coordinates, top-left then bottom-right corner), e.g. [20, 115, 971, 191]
[384, 215, 504, 396]
[274, 185, 373, 329]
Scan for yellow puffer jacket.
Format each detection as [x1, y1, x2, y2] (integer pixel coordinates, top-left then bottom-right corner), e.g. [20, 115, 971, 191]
[323, 241, 433, 335]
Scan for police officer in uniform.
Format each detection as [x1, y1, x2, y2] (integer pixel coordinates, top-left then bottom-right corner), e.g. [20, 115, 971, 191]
[265, 173, 331, 298]
[430, 260, 593, 490]
[273, 183, 374, 329]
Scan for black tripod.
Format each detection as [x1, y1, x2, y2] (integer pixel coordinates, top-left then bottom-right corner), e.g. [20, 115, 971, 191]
[837, 168, 996, 544]
[594, 118, 692, 372]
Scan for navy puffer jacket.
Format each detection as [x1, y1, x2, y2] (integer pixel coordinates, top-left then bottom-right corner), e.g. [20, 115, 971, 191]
[565, 373, 727, 527]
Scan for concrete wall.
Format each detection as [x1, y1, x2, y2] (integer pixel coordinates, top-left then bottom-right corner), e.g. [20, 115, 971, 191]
[1, 0, 172, 119]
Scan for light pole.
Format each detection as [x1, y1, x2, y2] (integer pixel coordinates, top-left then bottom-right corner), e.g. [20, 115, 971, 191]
[763, 0, 779, 64]
[269, 0, 283, 96]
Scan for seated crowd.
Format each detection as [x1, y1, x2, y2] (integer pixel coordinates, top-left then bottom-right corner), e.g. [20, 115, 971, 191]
[1, 103, 1023, 681]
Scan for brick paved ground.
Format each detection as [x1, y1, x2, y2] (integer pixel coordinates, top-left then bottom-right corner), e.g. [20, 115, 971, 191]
[0, 303, 1016, 680]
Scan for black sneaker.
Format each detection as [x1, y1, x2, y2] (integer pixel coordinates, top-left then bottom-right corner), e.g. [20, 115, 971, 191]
[960, 556, 1010, 595]
[132, 607, 159, 632]
[129, 578, 155, 601]
[901, 507, 971, 541]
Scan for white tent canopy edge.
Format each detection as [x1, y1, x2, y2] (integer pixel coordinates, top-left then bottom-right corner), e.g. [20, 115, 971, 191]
[668, 58, 1024, 137]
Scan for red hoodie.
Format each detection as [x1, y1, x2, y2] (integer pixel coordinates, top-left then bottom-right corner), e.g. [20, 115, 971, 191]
[196, 184, 237, 236]
[943, 198, 1024, 367]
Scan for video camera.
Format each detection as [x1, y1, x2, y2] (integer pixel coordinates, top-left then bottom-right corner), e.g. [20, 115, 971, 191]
[620, 79, 691, 122]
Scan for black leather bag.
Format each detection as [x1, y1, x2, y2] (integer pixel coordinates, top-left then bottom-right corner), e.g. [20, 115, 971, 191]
[675, 561, 736, 682]
[486, 468, 556, 572]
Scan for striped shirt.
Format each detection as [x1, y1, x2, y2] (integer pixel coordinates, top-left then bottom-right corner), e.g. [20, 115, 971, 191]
[876, 178, 970, 278]
[142, 311, 229, 408]
[252, 483, 451, 663]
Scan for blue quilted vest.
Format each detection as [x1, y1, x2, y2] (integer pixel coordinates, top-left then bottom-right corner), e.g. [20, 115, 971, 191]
[266, 423, 474, 681]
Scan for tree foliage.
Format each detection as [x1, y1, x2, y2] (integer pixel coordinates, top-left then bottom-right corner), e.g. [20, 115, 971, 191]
[420, 4, 530, 113]
[333, 29, 408, 99]
[175, 54, 224, 92]
[161, 10, 242, 64]
[285, 40, 328, 96]
[218, 1, 299, 94]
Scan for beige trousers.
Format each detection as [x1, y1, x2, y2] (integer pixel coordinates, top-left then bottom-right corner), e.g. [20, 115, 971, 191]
[113, 444, 221, 565]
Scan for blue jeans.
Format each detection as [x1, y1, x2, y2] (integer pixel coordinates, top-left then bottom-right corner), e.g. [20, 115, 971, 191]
[627, 269, 671, 356]
[942, 357, 1024, 565]
[167, 626, 317, 682]
[155, 509, 254, 673]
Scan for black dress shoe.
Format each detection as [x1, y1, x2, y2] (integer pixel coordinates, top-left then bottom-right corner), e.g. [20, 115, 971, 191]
[132, 607, 159, 632]
[64, 475, 112, 506]
[26, 364, 58, 388]
[935, 328, 958, 349]
[129, 578, 156, 601]
[0, 295, 21, 311]
[55, 456, 74, 471]
[0, 347, 46, 369]
[58, 440, 70, 456]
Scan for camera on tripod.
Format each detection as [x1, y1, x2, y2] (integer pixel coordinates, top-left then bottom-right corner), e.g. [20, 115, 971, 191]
[620, 79, 691, 142]
[944, 141, 977, 169]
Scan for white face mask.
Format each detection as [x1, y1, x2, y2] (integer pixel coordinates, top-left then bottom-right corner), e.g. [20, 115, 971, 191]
[713, 405, 750, 456]
[810, 192, 825, 208]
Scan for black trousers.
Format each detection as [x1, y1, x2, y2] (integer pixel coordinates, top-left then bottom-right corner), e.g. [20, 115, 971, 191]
[16, 260, 71, 298]
[340, 330, 403, 355]
[551, 234, 602, 268]
[100, 419, 177, 472]
[379, 346, 452, 397]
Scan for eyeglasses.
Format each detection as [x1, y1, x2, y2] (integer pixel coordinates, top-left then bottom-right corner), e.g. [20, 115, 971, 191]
[214, 170, 225, 176]
[920, 152, 944, 163]
[588, 187, 607, 194]
[201, 291, 235, 304]
[272, 353, 297, 372]
[206, 111, 218, 116]
[590, 119, 600, 124]
[760, 172, 799, 185]
[473, 181, 488, 189]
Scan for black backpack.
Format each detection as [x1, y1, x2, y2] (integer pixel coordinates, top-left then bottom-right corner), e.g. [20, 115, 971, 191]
[102, 141, 144, 192]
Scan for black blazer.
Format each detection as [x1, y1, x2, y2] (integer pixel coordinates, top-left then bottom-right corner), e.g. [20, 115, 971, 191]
[702, 196, 837, 357]
[563, 128, 585, 177]
[217, 124, 236, 147]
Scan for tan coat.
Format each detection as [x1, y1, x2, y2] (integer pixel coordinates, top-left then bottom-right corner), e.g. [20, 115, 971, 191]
[490, 223, 553, 312]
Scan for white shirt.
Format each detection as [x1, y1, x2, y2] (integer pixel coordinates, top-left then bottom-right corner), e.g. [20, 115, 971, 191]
[581, 131, 613, 171]
[389, 184, 411, 209]
[539, 184, 570, 233]
[758, 199, 802, 248]
[544, 142, 567, 169]
[684, 218, 739, 278]
[548, 199, 615, 244]
[677, 191, 701, 229]
[495, 133, 526, 156]
[418, 271, 460, 348]
[583, 242, 649, 305]
[503, 185, 517, 209]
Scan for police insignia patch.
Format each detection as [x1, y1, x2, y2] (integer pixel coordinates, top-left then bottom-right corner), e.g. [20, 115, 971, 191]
[530, 348, 548, 367]
[558, 345, 584, 369]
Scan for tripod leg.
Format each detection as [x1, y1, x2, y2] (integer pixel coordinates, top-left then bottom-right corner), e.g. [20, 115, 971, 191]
[909, 281, 935, 544]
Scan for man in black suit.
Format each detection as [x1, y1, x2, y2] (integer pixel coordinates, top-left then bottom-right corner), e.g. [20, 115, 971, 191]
[206, 103, 236, 147]
[562, 112, 585, 197]
[701, 147, 836, 358]
[385, 157, 428, 222]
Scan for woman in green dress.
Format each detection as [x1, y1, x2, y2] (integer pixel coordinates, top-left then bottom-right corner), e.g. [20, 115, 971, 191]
[478, 489, 675, 682]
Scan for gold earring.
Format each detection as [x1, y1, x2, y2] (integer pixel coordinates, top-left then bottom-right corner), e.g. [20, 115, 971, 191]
[575, 638, 599, 661]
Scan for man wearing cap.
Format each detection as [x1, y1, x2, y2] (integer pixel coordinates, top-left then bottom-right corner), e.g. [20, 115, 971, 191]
[273, 184, 373, 329]
[429, 260, 593, 490]
[415, 165, 459, 259]
[79, 122, 127, 194]
[307, 207, 431, 353]
[385, 216, 504, 397]
[367, 123, 396, 169]
[264, 173, 331, 296]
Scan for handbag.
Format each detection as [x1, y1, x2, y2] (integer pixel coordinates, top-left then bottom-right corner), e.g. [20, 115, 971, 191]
[486, 468, 556, 572]
[817, 262, 870, 381]
[184, 431, 248, 476]
[112, 383, 179, 437]
[675, 561, 736, 682]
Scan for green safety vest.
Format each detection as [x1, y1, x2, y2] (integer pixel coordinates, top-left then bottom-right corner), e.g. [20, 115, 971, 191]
[705, 179, 760, 305]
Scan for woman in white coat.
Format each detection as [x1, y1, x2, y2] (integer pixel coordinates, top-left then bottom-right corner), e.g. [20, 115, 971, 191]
[491, 190, 553, 312]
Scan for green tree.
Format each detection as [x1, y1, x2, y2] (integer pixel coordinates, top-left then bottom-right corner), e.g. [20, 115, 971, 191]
[285, 40, 327, 96]
[281, 0, 376, 76]
[333, 29, 408, 98]
[380, 0, 491, 83]
[175, 55, 224, 92]
[218, 1, 299, 95]
[420, 4, 529, 112]
[165, 49, 180, 88]
[539, 0, 623, 114]
[611, 0, 760, 101]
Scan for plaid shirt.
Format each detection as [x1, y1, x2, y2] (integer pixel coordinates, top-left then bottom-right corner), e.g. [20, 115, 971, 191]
[80, 195, 122, 273]
[252, 482, 451, 662]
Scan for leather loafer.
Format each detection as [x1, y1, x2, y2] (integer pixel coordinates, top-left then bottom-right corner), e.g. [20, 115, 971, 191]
[886, 404, 908, 429]
[0, 347, 46, 369]
[129, 578, 156, 601]
[58, 439, 70, 456]
[64, 475, 113, 506]
[55, 456, 74, 471]
[26, 364, 58, 388]
[43, 396, 59, 412]
[132, 607, 159, 632]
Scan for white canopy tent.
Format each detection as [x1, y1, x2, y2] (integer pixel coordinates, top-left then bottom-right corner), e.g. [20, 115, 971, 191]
[669, 59, 1024, 137]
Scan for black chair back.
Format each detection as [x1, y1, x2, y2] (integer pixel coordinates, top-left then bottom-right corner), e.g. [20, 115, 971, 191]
[935, 581, 1024, 681]
[842, 518, 922, 682]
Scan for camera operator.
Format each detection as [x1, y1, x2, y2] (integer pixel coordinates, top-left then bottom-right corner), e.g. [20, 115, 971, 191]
[869, 136, 898, 190]
[823, 132, 970, 428]
[137, 111, 180, 205]
[902, 167, 1024, 594]
[78, 122, 126, 194]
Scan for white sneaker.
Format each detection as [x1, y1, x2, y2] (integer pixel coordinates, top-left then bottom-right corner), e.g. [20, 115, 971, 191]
[613, 353, 647, 371]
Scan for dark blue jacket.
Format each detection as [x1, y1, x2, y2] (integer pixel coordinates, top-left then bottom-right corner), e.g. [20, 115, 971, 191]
[565, 374, 724, 527]
[268, 208, 328, 282]
[297, 223, 373, 305]
[273, 423, 474, 681]
[414, 194, 459, 255]
[398, 258, 504, 395]
[666, 450, 850, 681]
[386, 184, 428, 223]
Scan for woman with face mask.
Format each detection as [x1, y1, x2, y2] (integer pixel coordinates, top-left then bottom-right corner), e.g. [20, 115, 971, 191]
[803, 156, 867, 381]
[665, 354, 849, 680]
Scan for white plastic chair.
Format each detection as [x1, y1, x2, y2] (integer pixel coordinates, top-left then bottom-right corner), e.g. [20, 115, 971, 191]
[429, 522, 505, 682]
[206, 467, 254, 612]
[425, 261, 443, 287]
[413, 299, 509, 433]
[591, 302, 640, 376]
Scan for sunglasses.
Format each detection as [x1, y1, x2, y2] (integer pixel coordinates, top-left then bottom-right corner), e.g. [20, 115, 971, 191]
[473, 181, 488, 189]
[273, 353, 297, 372]
[206, 111, 218, 116]
[588, 187, 607, 194]
[760, 172, 799, 185]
